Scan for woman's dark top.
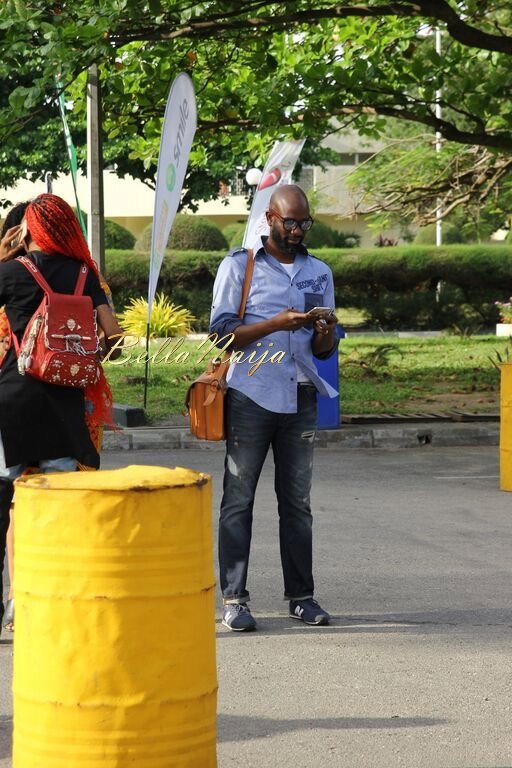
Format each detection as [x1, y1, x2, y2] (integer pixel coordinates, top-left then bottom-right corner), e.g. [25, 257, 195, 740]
[0, 251, 107, 468]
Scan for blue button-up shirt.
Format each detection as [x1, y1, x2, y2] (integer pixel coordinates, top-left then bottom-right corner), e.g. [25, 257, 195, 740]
[209, 237, 338, 413]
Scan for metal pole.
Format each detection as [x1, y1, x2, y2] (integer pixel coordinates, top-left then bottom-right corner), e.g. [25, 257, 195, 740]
[435, 28, 442, 248]
[87, 63, 105, 272]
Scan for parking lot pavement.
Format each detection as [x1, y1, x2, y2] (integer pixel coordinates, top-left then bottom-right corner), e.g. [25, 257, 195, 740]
[2, 445, 511, 767]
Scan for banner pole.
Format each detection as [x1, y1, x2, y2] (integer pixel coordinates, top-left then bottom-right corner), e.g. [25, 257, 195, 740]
[143, 322, 151, 409]
[55, 80, 88, 238]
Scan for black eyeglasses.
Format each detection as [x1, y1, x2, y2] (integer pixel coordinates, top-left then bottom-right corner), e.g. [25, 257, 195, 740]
[268, 209, 314, 232]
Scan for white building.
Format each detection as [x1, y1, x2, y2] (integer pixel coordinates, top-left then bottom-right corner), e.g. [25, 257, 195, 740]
[1, 133, 401, 247]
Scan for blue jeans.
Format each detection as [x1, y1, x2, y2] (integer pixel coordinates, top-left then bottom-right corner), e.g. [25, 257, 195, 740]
[0, 454, 78, 622]
[219, 385, 317, 604]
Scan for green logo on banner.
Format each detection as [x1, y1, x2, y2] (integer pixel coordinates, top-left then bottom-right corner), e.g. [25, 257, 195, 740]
[166, 163, 176, 191]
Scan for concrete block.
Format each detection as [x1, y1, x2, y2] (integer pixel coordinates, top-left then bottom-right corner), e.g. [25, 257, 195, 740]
[113, 403, 147, 428]
[129, 428, 183, 450]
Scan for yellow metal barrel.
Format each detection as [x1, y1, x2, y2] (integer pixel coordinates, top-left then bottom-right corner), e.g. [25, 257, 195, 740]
[12, 465, 217, 767]
[501, 363, 512, 491]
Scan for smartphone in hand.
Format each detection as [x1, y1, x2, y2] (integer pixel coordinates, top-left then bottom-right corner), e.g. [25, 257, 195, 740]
[12, 219, 28, 249]
[307, 306, 333, 320]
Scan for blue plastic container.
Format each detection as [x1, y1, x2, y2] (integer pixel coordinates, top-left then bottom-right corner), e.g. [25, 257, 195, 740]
[315, 325, 344, 430]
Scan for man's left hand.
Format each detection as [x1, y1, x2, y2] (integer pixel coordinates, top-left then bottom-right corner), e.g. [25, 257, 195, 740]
[313, 313, 336, 337]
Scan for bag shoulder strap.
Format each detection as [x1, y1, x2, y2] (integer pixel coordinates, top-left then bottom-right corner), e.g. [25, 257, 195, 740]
[212, 248, 254, 366]
[238, 248, 254, 319]
[17, 256, 52, 295]
[74, 264, 89, 296]
[17, 256, 89, 297]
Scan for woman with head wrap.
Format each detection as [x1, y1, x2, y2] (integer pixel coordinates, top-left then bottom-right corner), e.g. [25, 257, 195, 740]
[0, 193, 123, 631]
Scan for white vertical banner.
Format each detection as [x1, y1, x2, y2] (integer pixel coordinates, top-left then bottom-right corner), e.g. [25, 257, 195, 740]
[147, 72, 197, 317]
[243, 139, 306, 250]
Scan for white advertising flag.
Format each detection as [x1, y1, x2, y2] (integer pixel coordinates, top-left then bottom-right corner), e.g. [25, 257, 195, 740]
[147, 73, 197, 316]
[243, 139, 306, 250]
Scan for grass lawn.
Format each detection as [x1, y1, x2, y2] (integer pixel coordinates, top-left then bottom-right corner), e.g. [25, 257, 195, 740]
[340, 334, 508, 415]
[103, 334, 511, 423]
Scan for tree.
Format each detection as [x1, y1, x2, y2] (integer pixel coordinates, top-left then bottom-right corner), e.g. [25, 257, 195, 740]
[1, 1, 511, 213]
[348, 121, 512, 230]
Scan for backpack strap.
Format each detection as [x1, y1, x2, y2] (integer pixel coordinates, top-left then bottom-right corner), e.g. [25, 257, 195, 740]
[11, 257, 52, 358]
[74, 264, 89, 296]
[17, 256, 89, 296]
[16, 256, 53, 294]
[10, 328, 19, 356]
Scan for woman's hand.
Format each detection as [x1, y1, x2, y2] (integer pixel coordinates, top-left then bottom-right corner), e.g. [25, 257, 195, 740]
[96, 304, 124, 360]
[0, 226, 25, 262]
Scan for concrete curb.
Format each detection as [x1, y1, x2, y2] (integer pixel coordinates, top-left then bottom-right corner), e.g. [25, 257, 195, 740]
[102, 421, 500, 452]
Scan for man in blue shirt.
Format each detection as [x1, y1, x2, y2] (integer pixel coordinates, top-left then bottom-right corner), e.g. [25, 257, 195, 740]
[210, 185, 338, 631]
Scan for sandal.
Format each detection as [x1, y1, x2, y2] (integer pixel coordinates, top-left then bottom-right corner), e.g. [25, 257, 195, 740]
[3, 598, 14, 632]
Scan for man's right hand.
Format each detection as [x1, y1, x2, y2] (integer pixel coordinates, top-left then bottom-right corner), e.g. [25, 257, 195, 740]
[229, 309, 311, 350]
[269, 309, 309, 332]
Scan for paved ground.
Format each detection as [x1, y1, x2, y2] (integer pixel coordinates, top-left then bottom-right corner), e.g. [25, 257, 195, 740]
[2, 443, 512, 767]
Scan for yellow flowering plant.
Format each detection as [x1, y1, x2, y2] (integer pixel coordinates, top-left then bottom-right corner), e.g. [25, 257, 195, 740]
[118, 294, 196, 338]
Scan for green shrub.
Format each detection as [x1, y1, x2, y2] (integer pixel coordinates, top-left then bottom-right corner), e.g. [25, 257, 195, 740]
[338, 232, 361, 248]
[306, 222, 360, 249]
[104, 219, 135, 250]
[413, 223, 464, 245]
[169, 215, 228, 250]
[305, 221, 339, 248]
[104, 244, 512, 331]
[105, 250, 223, 330]
[315, 244, 512, 328]
[223, 222, 247, 248]
[135, 215, 228, 252]
[134, 225, 151, 251]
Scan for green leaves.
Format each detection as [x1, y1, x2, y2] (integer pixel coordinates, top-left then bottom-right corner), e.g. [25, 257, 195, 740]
[0, 0, 511, 211]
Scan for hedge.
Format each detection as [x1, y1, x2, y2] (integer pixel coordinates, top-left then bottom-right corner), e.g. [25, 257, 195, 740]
[104, 219, 136, 250]
[104, 244, 512, 331]
[304, 222, 360, 249]
[135, 214, 228, 251]
[105, 249, 223, 329]
[413, 223, 464, 245]
[222, 222, 247, 248]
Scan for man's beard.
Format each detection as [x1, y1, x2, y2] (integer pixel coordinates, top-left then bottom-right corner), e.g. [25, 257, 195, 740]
[271, 225, 303, 256]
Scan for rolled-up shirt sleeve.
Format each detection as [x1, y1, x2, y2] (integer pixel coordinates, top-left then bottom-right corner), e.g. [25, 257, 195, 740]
[209, 253, 245, 343]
